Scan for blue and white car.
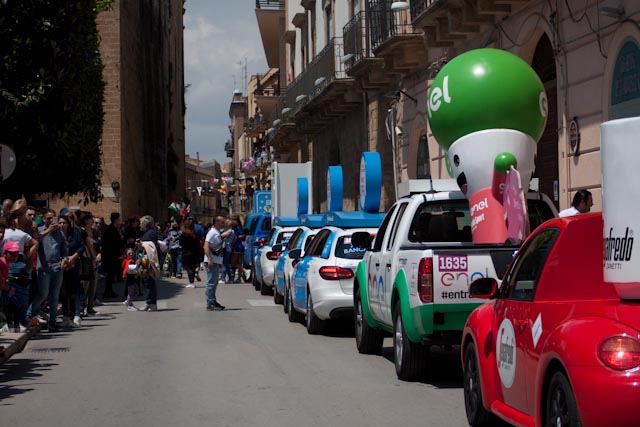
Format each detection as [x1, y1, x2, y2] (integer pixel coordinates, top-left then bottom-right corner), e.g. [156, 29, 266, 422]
[273, 227, 318, 307]
[287, 226, 377, 334]
[255, 226, 297, 295]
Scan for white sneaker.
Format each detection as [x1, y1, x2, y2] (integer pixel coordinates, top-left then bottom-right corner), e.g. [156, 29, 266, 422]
[122, 299, 128, 305]
[14, 324, 28, 333]
[186, 284, 195, 288]
[34, 315, 48, 325]
[72, 316, 82, 328]
[127, 305, 139, 311]
[218, 279, 225, 284]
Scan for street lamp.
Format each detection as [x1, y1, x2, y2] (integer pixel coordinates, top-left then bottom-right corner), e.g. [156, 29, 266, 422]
[282, 107, 292, 115]
[391, 1, 409, 11]
[295, 94, 308, 103]
[273, 119, 282, 127]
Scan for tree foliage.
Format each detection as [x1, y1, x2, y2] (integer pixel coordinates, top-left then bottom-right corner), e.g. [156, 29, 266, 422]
[0, 0, 106, 203]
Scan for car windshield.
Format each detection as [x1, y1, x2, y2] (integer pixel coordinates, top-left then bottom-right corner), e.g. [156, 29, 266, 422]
[335, 235, 369, 260]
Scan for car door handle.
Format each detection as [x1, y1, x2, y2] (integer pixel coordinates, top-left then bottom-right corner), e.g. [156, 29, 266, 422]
[386, 263, 392, 271]
[375, 262, 380, 269]
[515, 319, 528, 333]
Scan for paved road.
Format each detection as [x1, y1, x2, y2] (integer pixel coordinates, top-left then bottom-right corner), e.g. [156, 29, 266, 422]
[1, 276, 471, 427]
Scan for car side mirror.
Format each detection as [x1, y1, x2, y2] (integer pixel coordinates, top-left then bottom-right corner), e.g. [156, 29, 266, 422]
[271, 244, 283, 252]
[351, 231, 373, 250]
[288, 248, 302, 259]
[469, 278, 499, 299]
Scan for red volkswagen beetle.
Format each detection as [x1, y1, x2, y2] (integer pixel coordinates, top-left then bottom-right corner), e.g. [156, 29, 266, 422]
[462, 213, 640, 427]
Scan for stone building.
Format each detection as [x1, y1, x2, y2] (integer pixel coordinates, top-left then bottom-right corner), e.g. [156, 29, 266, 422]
[184, 154, 221, 224]
[52, 0, 185, 220]
[239, 0, 635, 215]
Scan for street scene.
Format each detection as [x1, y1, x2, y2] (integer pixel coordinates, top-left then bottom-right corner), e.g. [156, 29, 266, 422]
[2, 1, 640, 427]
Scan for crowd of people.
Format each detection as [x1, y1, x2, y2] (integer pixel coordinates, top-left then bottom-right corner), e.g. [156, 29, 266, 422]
[0, 198, 247, 334]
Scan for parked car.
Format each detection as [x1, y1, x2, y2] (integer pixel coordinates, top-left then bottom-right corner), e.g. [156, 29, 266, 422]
[273, 227, 318, 307]
[288, 226, 377, 335]
[244, 213, 271, 282]
[462, 212, 640, 427]
[255, 226, 297, 295]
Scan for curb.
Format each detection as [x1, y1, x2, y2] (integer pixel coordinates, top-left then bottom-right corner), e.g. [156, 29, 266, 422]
[0, 324, 43, 364]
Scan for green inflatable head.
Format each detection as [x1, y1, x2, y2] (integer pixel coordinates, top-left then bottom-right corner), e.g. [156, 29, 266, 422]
[427, 48, 548, 150]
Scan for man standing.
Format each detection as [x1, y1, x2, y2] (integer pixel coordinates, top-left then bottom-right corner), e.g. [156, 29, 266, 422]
[203, 216, 231, 311]
[101, 212, 123, 298]
[559, 189, 593, 218]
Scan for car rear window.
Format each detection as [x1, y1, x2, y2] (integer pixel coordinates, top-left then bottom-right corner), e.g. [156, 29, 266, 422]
[335, 235, 369, 259]
[276, 231, 294, 246]
[261, 217, 272, 231]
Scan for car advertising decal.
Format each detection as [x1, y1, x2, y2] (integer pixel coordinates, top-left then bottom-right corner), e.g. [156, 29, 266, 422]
[434, 253, 493, 304]
[532, 313, 542, 348]
[496, 318, 516, 389]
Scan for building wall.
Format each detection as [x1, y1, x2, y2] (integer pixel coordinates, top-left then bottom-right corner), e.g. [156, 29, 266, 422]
[311, 105, 366, 213]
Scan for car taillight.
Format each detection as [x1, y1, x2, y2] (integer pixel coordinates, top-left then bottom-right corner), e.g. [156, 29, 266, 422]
[319, 266, 354, 281]
[266, 251, 282, 260]
[599, 335, 640, 371]
[418, 258, 433, 303]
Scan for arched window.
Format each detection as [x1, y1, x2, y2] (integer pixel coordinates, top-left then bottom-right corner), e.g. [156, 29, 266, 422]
[416, 134, 430, 179]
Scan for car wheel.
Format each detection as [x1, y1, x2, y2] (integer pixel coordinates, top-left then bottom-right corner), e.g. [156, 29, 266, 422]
[546, 371, 581, 427]
[252, 268, 260, 291]
[464, 342, 496, 427]
[274, 283, 284, 305]
[354, 290, 383, 354]
[260, 279, 272, 296]
[287, 285, 304, 323]
[306, 291, 325, 335]
[393, 305, 428, 381]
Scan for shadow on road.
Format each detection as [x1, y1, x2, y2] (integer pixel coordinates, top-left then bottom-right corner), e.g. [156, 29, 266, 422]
[0, 358, 57, 403]
[380, 346, 464, 389]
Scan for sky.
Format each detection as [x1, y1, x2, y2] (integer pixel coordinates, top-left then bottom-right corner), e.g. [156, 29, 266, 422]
[183, 0, 268, 164]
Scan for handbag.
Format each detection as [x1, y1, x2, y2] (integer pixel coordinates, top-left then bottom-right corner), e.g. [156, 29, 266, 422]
[127, 263, 140, 276]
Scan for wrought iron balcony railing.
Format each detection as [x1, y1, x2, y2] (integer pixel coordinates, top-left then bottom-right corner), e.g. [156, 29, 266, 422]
[342, 11, 372, 71]
[369, 0, 418, 51]
[255, 0, 285, 10]
[410, 0, 440, 23]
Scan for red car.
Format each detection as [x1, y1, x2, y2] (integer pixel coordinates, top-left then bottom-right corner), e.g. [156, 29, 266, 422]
[462, 213, 640, 427]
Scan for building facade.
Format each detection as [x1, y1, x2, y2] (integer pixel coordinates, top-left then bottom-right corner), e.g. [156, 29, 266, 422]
[238, 0, 634, 215]
[184, 154, 221, 224]
[52, 0, 186, 221]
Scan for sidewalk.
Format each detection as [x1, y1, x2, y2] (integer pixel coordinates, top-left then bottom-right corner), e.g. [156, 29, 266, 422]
[0, 323, 43, 364]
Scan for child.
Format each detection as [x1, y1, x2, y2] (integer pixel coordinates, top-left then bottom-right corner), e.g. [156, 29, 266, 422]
[121, 249, 140, 311]
[1, 241, 29, 332]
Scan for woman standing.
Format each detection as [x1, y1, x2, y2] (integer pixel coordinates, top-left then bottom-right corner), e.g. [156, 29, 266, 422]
[179, 218, 200, 289]
[139, 215, 160, 312]
[60, 213, 85, 328]
[165, 221, 182, 278]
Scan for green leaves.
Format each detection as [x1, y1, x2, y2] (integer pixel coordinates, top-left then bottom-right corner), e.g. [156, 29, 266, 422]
[0, 0, 105, 203]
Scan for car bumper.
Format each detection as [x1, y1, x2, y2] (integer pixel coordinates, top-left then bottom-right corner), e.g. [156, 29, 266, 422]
[564, 365, 640, 426]
[262, 265, 275, 287]
[311, 285, 353, 320]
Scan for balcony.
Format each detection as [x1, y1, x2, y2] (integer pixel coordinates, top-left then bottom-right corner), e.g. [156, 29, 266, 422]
[255, 0, 285, 68]
[410, 0, 514, 49]
[368, 0, 428, 74]
[343, 11, 395, 89]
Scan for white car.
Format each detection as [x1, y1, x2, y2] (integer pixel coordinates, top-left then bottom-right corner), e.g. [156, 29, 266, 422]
[274, 227, 318, 307]
[257, 226, 297, 295]
[289, 226, 377, 334]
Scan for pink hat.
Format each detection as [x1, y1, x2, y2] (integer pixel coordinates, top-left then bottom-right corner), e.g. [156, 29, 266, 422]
[3, 241, 20, 253]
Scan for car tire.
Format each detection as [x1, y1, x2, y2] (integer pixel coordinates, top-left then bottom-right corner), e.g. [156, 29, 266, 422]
[393, 305, 428, 381]
[463, 342, 497, 427]
[546, 371, 581, 427]
[260, 279, 272, 295]
[287, 285, 304, 323]
[306, 291, 325, 335]
[252, 267, 260, 291]
[354, 289, 383, 354]
[274, 283, 284, 305]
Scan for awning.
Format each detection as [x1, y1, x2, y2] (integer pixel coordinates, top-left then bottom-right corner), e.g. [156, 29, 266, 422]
[322, 211, 386, 228]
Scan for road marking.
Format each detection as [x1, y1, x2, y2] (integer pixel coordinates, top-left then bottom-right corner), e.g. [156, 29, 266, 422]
[247, 299, 276, 307]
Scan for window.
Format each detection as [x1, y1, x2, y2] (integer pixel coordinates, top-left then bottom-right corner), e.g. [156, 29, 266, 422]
[311, 8, 317, 56]
[305, 229, 331, 257]
[276, 231, 294, 246]
[261, 217, 272, 231]
[285, 229, 303, 249]
[502, 228, 559, 301]
[303, 233, 317, 252]
[416, 134, 430, 179]
[325, 3, 333, 43]
[265, 228, 276, 245]
[350, 0, 360, 18]
[408, 200, 471, 243]
[387, 203, 408, 251]
[372, 205, 397, 252]
[335, 235, 370, 259]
